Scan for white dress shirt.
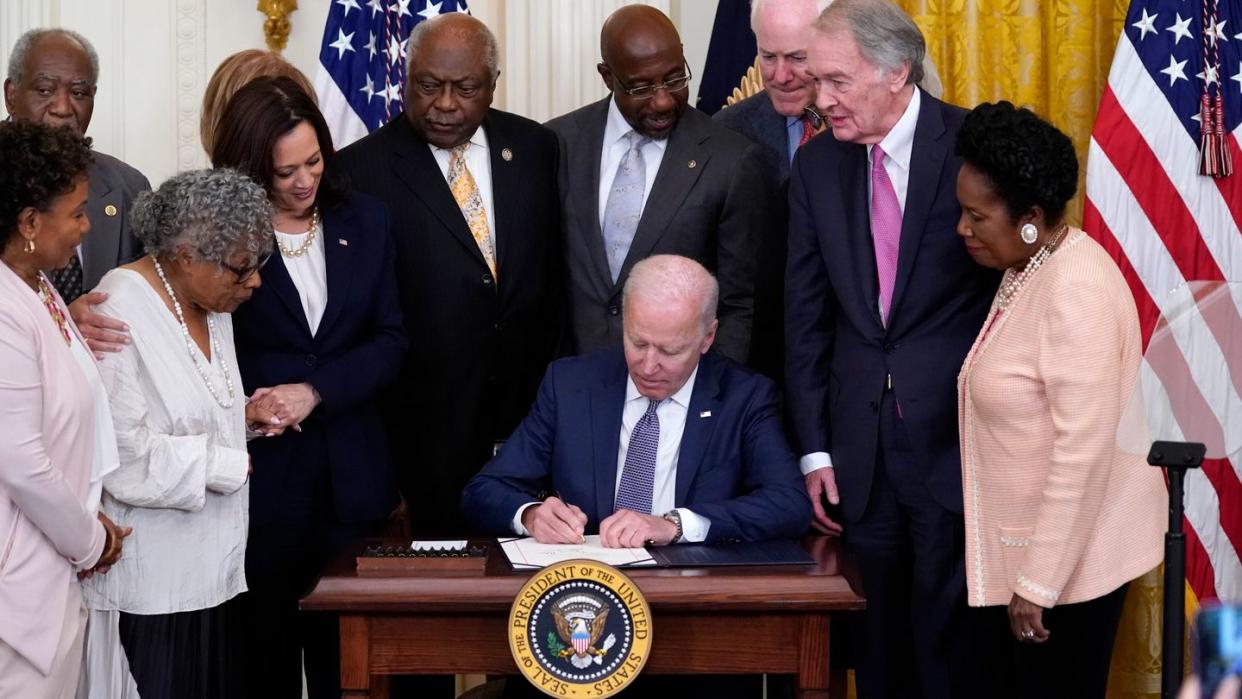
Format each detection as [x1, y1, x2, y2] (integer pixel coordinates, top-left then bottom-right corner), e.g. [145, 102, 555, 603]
[597, 97, 668, 230]
[429, 127, 497, 249]
[275, 225, 328, 336]
[512, 368, 711, 543]
[800, 88, 922, 476]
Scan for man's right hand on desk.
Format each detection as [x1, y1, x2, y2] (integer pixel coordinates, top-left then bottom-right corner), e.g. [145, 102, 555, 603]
[521, 496, 588, 544]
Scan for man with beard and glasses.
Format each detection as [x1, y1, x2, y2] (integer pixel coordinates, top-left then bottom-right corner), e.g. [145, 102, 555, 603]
[546, 4, 772, 365]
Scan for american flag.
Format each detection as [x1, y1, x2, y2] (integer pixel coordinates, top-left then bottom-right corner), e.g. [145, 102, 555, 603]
[313, 0, 471, 149]
[1084, 0, 1242, 603]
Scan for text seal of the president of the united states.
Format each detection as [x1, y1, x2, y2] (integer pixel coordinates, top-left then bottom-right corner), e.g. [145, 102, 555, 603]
[508, 559, 653, 697]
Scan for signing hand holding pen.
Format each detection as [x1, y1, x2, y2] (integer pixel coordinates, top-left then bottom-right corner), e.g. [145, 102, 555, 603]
[522, 496, 588, 544]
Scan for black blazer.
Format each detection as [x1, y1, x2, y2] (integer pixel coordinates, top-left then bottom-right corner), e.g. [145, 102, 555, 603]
[784, 91, 1000, 522]
[335, 111, 561, 535]
[545, 98, 772, 363]
[233, 190, 407, 524]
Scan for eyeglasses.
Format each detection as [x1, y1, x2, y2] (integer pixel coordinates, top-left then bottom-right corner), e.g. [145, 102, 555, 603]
[803, 105, 825, 130]
[610, 62, 693, 100]
[220, 250, 271, 283]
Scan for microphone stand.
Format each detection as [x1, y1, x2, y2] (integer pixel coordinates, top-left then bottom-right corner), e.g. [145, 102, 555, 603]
[1148, 440, 1205, 699]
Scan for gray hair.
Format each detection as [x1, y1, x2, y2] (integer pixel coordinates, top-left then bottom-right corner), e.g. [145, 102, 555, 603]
[7, 28, 100, 85]
[814, 0, 925, 85]
[750, 0, 832, 34]
[131, 169, 274, 264]
[407, 14, 500, 79]
[622, 255, 719, 332]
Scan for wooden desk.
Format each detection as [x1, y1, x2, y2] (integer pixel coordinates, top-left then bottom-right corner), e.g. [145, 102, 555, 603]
[301, 537, 863, 698]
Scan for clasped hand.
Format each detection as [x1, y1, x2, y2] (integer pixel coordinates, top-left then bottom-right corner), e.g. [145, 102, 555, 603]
[245, 383, 320, 436]
[522, 497, 678, 548]
[78, 511, 132, 580]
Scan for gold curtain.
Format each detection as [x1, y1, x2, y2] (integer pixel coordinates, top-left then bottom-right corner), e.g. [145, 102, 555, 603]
[898, 0, 1130, 223]
[895, 3, 1179, 695]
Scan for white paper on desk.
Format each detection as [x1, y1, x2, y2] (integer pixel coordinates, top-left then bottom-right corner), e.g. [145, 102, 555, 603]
[499, 535, 657, 569]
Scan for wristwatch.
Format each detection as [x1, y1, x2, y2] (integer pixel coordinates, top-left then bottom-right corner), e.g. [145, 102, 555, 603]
[661, 510, 683, 544]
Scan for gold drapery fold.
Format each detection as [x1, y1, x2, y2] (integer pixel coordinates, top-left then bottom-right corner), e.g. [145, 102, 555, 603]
[899, 0, 1130, 223]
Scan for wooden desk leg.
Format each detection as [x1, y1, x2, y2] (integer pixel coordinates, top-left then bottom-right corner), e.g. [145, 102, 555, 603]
[797, 614, 832, 699]
[340, 615, 390, 699]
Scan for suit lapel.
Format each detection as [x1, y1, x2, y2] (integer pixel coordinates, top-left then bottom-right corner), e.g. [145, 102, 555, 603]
[388, 120, 491, 272]
[841, 145, 884, 330]
[485, 115, 518, 279]
[83, 167, 121, 286]
[615, 110, 710, 286]
[315, 203, 354, 337]
[261, 249, 312, 337]
[674, 355, 721, 507]
[888, 92, 947, 330]
[573, 99, 614, 294]
[591, 358, 628, 519]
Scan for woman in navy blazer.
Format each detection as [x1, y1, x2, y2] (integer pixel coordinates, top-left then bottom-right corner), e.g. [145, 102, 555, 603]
[211, 77, 406, 699]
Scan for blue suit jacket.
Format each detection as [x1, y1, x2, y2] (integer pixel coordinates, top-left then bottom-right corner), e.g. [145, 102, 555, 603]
[233, 191, 407, 523]
[784, 91, 1000, 522]
[462, 349, 811, 542]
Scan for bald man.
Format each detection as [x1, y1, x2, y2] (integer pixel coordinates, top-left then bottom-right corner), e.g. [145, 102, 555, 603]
[547, 5, 772, 367]
[337, 14, 561, 538]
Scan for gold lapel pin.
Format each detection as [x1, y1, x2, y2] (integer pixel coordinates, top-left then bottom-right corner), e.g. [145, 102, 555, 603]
[104, 204, 118, 216]
[501, 147, 513, 161]
[338, 239, 349, 246]
[688, 159, 697, 169]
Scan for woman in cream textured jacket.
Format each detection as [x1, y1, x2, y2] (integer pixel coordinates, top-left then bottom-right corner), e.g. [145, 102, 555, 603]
[954, 101, 1164, 698]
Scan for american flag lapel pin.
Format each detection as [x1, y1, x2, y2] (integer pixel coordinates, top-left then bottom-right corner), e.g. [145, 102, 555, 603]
[699, 410, 712, 418]
[338, 238, 349, 246]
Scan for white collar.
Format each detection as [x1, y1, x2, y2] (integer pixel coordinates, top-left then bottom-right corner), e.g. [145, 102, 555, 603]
[604, 96, 670, 153]
[624, 364, 699, 409]
[870, 87, 921, 171]
[432, 125, 490, 154]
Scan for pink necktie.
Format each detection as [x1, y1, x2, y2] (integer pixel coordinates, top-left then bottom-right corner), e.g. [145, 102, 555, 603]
[870, 144, 901, 322]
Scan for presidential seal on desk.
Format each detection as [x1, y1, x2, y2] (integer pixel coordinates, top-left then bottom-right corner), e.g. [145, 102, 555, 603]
[508, 559, 652, 697]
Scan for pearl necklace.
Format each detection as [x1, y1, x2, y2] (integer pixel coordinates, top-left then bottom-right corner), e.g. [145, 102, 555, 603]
[995, 224, 1070, 311]
[275, 207, 319, 258]
[151, 257, 236, 409]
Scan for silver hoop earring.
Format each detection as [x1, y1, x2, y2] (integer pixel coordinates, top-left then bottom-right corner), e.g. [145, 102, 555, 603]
[1019, 223, 1039, 245]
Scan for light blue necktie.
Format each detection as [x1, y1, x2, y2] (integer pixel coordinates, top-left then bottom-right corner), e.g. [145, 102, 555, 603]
[615, 399, 660, 514]
[602, 132, 649, 282]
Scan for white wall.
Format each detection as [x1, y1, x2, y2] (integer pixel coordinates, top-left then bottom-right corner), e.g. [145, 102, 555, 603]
[1, 0, 719, 187]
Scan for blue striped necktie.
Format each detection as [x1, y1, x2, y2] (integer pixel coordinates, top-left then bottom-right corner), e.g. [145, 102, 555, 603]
[615, 399, 660, 514]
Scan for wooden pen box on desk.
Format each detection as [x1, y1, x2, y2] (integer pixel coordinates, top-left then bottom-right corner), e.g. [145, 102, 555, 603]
[356, 542, 489, 573]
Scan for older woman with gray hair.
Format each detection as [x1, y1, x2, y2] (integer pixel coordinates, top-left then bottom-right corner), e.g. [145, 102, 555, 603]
[79, 169, 278, 699]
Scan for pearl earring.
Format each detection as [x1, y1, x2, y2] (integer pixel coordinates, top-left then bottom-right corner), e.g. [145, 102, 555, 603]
[1019, 223, 1039, 245]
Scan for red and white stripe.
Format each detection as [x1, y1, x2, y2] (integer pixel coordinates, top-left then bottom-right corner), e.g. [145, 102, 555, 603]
[1085, 24, 1242, 603]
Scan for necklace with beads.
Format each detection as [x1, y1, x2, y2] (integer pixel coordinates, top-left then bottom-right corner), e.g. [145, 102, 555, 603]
[275, 207, 319, 257]
[995, 224, 1070, 311]
[151, 256, 236, 409]
[36, 273, 73, 345]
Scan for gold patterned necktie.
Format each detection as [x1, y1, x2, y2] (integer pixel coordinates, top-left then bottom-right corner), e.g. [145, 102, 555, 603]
[447, 143, 497, 279]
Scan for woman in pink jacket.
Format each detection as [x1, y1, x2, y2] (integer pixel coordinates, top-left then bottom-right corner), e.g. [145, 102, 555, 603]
[0, 121, 129, 697]
[954, 101, 1165, 697]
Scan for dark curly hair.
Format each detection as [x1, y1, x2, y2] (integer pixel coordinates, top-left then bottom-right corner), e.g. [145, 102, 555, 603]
[210, 75, 347, 209]
[955, 101, 1078, 225]
[0, 121, 94, 249]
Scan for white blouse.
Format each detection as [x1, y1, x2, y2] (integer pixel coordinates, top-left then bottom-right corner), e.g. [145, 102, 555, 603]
[59, 285, 121, 510]
[81, 268, 249, 615]
[275, 227, 327, 335]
